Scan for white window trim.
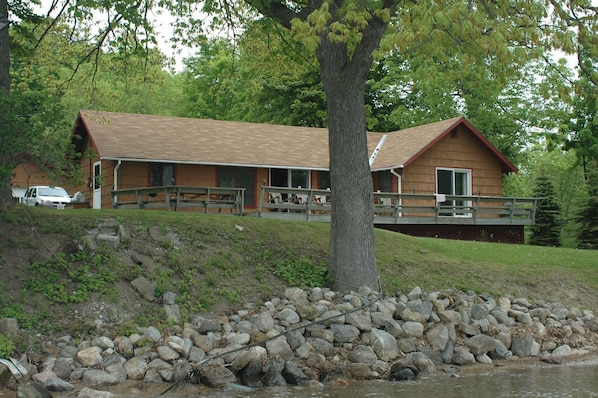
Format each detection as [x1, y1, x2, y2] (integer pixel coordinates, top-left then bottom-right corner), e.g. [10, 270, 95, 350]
[436, 167, 472, 218]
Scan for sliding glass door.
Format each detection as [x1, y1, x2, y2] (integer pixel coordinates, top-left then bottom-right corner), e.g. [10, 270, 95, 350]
[436, 168, 471, 216]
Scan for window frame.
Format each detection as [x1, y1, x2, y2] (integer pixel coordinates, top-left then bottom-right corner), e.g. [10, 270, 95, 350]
[436, 167, 472, 217]
[149, 163, 175, 187]
[270, 168, 311, 189]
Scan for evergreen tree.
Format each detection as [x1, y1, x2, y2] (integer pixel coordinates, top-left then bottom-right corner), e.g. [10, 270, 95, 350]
[529, 176, 561, 247]
[575, 162, 598, 250]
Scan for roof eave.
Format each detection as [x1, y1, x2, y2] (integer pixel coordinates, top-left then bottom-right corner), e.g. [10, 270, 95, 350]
[100, 157, 330, 171]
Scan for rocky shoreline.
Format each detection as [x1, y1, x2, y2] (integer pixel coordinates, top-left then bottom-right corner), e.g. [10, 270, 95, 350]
[2, 286, 598, 397]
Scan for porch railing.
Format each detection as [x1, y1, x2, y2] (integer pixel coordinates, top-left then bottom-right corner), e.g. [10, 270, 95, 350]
[110, 186, 245, 215]
[258, 186, 538, 225]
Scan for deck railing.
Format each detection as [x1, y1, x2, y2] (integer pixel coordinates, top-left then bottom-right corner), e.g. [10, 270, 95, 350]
[258, 186, 538, 226]
[110, 186, 245, 215]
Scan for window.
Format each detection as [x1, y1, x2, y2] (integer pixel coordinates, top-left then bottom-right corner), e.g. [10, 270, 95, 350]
[271, 169, 310, 188]
[436, 168, 471, 216]
[318, 171, 331, 190]
[218, 166, 256, 207]
[149, 163, 175, 186]
[379, 172, 393, 192]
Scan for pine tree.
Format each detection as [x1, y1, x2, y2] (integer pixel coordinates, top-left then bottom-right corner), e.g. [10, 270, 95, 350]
[575, 162, 598, 250]
[529, 176, 561, 246]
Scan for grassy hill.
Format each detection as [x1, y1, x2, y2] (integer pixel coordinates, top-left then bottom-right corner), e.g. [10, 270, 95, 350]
[0, 206, 596, 337]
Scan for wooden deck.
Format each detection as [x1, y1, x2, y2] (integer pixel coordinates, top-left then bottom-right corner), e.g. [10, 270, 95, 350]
[110, 186, 245, 215]
[257, 186, 538, 226]
[109, 185, 537, 228]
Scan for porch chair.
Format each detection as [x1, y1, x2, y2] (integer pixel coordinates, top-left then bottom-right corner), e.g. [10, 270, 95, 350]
[269, 192, 283, 212]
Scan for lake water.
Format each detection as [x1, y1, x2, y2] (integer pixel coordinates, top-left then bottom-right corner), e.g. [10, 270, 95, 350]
[91, 357, 598, 398]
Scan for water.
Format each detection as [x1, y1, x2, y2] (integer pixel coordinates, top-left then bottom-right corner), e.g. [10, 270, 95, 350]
[101, 358, 598, 398]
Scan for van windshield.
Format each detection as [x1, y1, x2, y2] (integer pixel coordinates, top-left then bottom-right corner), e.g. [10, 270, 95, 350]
[38, 187, 69, 197]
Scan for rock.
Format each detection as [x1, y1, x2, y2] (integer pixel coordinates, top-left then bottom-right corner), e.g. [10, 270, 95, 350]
[261, 357, 286, 387]
[321, 310, 345, 326]
[330, 324, 360, 343]
[347, 363, 377, 380]
[345, 312, 373, 331]
[285, 287, 308, 303]
[348, 345, 378, 366]
[399, 308, 426, 324]
[407, 286, 422, 300]
[254, 312, 275, 332]
[306, 337, 336, 357]
[529, 308, 551, 321]
[402, 321, 424, 337]
[32, 370, 57, 385]
[76, 347, 103, 367]
[471, 304, 489, 320]
[95, 233, 119, 249]
[81, 369, 119, 387]
[511, 334, 535, 358]
[144, 326, 162, 342]
[123, 357, 148, 380]
[237, 359, 265, 387]
[438, 310, 462, 325]
[44, 377, 74, 392]
[411, 301, 434, 321]
[475, 354, 493, 364]
[309, 327, 334, 343]
[540, 344, 572, 364]
[490, 308, 515, 326]
[497, 297, 511, 311]
[199, 365, 237, 388]
[512, 298, 530, 308]
[76, 387, 116, 398]
[282, 362, 309, 385]
[157, 345, 180, 361]
[426, 325, 449, 351]
[265, 335, 294, 360]
[389, 367, 417, 381]
[91, 337, 114, 350]
[453, 346, 476, 365]
[286, 330, 305, 350]
[459, 322, 479, 337]
[52, 358, 72, 380]
[276, 308, 301, 325]
[418, 347, 443, 366]
[465, 334, 497, 355]
[198, 319, 221, 333]
[442, 341, 455, 364]
[396, 337, 417, 353]
[490, 340, 511, 360]
[395, 352, 436, 374]
[17, 383, 53, 398]
[369, 329, 399, 361]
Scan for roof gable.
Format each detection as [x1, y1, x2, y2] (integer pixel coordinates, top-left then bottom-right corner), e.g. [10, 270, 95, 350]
[74, 111, 516, 174]
[369, 117, 517, 174]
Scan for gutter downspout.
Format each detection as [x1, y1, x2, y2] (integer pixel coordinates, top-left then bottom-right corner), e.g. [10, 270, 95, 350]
[113, 160, 122, 205]
[391, 168, 402, 216]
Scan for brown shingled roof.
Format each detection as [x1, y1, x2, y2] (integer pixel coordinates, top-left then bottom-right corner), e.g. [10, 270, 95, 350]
[78, 110, 331, 169]
[76, 111, 516, 173]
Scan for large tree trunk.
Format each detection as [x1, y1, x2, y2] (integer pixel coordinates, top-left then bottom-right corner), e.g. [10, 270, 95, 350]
[0, 0, 9, 92]
[317, 39, 379, 293]
[0, 0, 12, 211]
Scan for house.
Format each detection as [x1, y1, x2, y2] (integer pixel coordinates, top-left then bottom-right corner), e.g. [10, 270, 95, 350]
[70, 110, 534, 243]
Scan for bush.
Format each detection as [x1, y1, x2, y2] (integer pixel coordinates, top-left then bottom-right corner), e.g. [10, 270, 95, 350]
[0, 334, 15, 358]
